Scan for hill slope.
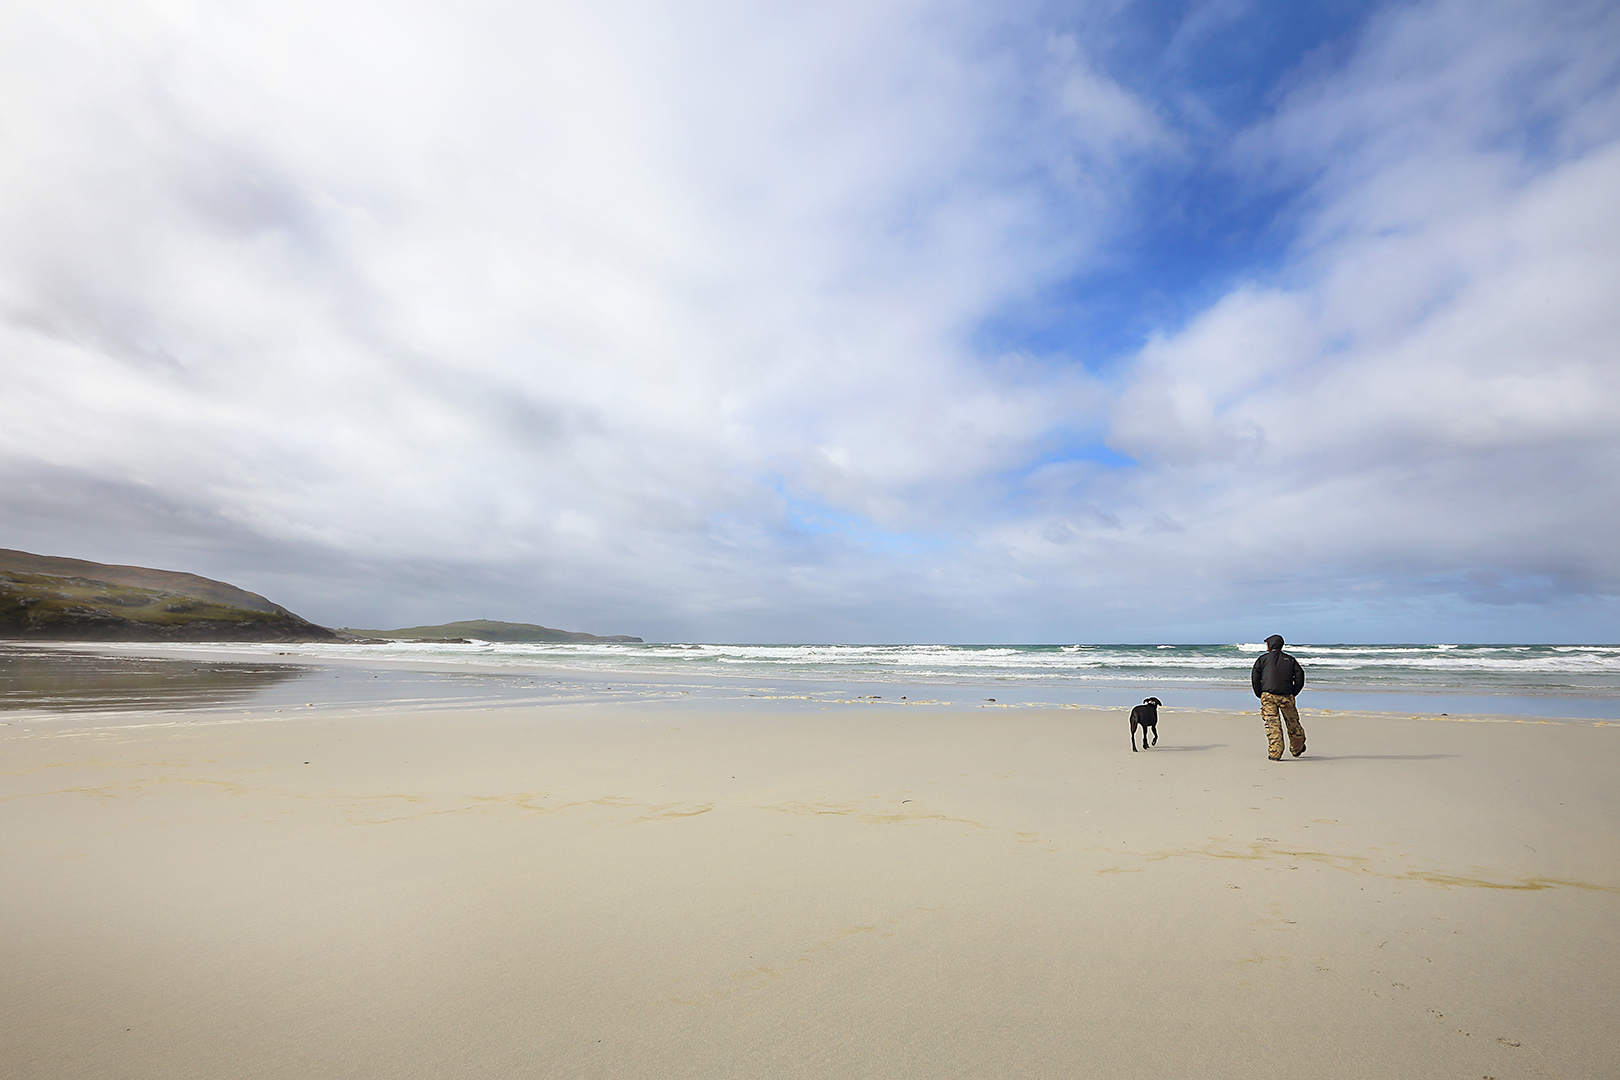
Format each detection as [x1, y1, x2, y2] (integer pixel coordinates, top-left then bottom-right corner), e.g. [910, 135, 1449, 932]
[0, 549, 336, 641]
[354, 619, 642, 644]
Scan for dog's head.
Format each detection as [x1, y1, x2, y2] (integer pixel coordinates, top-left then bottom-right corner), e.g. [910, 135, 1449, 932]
[1143, 696, 1162, 707]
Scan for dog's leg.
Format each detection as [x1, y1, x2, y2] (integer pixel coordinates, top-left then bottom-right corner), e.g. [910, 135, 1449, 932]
[1150, 726, 1158, 747]
[1130, 719, 1139, 752]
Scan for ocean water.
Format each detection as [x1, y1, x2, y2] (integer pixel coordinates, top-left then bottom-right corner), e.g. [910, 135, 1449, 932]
[6, 641, 1617, 721]
[253, 639, 1620, 694]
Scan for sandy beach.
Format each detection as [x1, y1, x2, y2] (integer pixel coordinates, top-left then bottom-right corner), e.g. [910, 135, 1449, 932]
[3, 699, 1616, 1079]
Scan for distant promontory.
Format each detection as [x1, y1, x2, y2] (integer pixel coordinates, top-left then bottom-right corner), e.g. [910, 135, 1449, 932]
[347, 619, 642, 644]
[0, 550, 641, 644]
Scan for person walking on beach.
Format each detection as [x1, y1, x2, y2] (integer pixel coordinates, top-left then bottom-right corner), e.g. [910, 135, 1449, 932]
[1252, 635, 1306, 759]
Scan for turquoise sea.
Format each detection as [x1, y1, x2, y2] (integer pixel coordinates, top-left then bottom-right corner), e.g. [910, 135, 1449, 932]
[5, 641, 1619, 721]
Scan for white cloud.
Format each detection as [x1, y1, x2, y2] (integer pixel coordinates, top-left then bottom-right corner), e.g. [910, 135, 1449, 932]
[1, 0, 1616, 641]
[0, 0, 1155, 634]
[1006, 0, 1620, 638]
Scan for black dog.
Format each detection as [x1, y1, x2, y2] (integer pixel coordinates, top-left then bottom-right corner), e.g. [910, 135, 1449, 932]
[1130, 697, 1163, 752]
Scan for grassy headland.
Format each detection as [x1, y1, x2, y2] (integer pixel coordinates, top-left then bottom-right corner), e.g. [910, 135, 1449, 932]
[0, 550, 642, 644]
[0, 549, 334, 641]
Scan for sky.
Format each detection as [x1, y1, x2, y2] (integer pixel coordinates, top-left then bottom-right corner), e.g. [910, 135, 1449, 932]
[2, 0, 1618, 643]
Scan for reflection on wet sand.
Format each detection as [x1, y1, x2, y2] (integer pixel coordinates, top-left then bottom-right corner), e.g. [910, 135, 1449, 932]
[0, 645, 313, 713]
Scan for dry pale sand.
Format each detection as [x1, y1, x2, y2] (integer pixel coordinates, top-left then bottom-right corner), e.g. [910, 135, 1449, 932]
[3, 701, 1617, 1080]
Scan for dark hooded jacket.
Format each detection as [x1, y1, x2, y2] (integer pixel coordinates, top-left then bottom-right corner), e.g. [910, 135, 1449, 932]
[1251, 636, 1305, 698]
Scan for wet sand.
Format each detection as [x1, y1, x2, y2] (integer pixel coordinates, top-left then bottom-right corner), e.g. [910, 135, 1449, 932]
[3, 702, 1616, 1079]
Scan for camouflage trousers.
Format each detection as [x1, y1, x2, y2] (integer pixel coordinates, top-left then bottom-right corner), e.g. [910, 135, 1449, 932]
[1260, 692, 1306, 758]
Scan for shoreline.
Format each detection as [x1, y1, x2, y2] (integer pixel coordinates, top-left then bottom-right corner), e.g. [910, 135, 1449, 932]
[6, 639, 1620, 724]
